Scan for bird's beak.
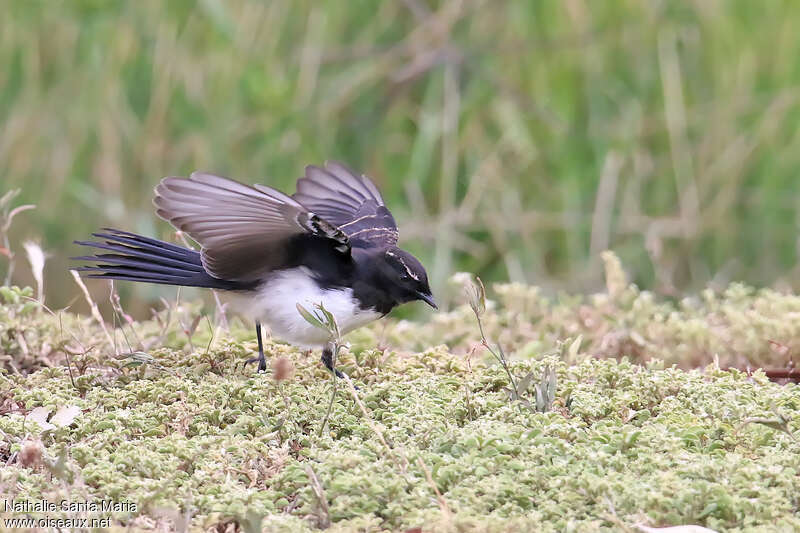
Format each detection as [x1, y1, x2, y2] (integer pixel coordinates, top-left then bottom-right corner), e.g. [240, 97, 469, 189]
[416, 291, 438, 310]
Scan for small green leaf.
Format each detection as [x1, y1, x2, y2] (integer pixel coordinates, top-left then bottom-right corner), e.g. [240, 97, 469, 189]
[535, 386, 545, 412]
[314, 302, 340, 338]
[740, 417, 795, 439]
[517, 371, 536, 394]
[545, 366, 557, 401]
[0, 286, 18, 304]
[532, 365, 557, 412]
[622, 430, 642, 450]
[46, 449, 71, 481]
[296, 303, 326, 331]
[117, 351, 155, 363]
[568, 335, 583, 360]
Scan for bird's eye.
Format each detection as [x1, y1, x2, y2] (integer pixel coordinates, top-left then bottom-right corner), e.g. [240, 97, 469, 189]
[400, 273, 410, 281]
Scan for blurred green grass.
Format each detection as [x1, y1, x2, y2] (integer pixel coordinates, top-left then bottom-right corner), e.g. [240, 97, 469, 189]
[2, 0, 800, 315]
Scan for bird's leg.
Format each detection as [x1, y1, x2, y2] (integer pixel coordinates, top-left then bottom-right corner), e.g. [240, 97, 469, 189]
[245, 322, 267, 372]
[321, 343, 345, 379]
[255, 322, 267, 372]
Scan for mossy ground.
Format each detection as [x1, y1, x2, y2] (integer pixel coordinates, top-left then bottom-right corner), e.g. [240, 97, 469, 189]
[1, 273, 800, 531]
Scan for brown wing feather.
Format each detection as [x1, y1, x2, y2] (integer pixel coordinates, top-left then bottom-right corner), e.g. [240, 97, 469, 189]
[292, 161, 398, 247]
[154, 171, 349, 281]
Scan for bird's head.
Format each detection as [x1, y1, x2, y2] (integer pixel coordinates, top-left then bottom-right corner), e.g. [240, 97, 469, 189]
[379, 247, 437, 309]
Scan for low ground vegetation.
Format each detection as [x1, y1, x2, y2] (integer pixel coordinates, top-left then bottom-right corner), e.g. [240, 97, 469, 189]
[1, 261, 799, 531]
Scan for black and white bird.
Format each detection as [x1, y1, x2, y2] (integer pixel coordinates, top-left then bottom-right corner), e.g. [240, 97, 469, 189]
[74, 161, 436, 375]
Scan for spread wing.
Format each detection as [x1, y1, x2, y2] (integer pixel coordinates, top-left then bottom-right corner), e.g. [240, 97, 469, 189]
[293, 161, 398, 248]
[154, 172, 350, 282]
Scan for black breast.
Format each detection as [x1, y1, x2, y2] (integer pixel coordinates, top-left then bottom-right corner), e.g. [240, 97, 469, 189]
[285, 234, 355, 287]
[282, 238, 399, 315]
[349, 247, 400, 315]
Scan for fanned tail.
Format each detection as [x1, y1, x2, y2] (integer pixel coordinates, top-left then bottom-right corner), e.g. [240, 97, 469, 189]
[72, 228, 253, 290]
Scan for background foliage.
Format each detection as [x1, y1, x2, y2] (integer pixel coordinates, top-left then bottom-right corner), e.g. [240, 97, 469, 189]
[2, 0, 800, 314]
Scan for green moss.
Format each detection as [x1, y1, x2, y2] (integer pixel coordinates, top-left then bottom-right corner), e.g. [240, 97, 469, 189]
[2, 274, 800, 530]
[356, 263, 800, 370]
[2, 343, 799, 531]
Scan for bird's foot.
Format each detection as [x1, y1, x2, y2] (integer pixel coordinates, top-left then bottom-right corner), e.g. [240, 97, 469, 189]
[320, 347, 359, 387]
[244, 353, 267, 373]
[246, 321, 268, 373]
[320, 349, 346, 379]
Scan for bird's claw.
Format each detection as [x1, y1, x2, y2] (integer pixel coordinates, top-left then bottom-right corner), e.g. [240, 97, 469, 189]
[244, 355, 267, 373]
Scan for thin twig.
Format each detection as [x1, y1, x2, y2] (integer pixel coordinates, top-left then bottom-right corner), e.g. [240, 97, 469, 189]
[343, 374, 409, 474]
[474, 301, 520, 399]
[70, 270, 114, 348]
[57, 311, 77, 390]
[305, 465, 331, 529]
[19, 296, 80, 390]
[109, 281, 141, 352]
[0, 189, 36, 286]
[466, 276, 522, 401]
[416, 457, 451, 519]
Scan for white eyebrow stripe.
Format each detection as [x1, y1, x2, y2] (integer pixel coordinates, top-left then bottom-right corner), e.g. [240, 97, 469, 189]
[348, 227, 399, 238]
[338, 214, 379, 229]
[386, 250, 419, 280]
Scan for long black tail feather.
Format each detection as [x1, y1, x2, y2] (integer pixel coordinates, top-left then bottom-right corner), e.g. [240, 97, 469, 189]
[73, 228, 253, 291]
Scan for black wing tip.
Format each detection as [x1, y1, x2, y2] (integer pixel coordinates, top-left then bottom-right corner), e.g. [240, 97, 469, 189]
[77, 232, 124, 245]
[73, 266, 113, 274]
[90, 231, 118, 240]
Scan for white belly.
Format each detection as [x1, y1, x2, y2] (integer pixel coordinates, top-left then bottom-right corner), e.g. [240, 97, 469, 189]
[227, 267, 382, 348]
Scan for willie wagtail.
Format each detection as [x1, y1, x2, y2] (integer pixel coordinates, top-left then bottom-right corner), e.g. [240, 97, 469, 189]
[74, 161, 436, 376]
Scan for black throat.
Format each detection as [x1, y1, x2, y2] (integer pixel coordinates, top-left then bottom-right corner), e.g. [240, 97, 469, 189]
[303, 245, 401, 315]
[348, 247, 403, 315]
[279, 236, 407, 315]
